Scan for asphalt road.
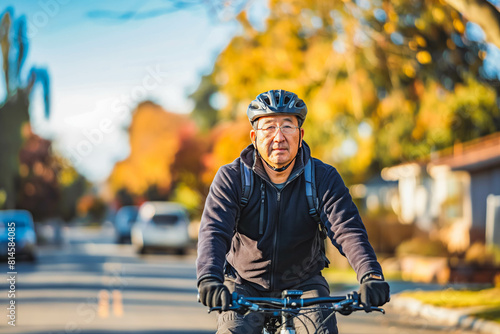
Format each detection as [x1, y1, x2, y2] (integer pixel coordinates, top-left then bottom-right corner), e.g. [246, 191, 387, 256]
[0, 225, 478, 334]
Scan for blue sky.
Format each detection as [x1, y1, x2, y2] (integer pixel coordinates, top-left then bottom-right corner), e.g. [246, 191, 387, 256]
[1, 0, 268, 182]
[2, 1, 499, 183]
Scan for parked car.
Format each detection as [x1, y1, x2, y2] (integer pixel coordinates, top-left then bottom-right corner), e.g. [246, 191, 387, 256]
[0, 210, 36, 261]
[131, 202, 190, 255]
[114, 205, 138, 244]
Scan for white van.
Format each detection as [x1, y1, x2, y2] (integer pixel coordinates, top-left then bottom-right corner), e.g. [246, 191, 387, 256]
[131, 202, 190, 255]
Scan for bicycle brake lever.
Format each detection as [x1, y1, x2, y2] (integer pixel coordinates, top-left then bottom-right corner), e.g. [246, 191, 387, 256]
[349, 305, 385, 314]
[237, 299, 260, 312]
[356, 306, 386, 314]
[208, 305, 241, 313]
[208, 297, 261, 314]
[370, 307, 385, 314]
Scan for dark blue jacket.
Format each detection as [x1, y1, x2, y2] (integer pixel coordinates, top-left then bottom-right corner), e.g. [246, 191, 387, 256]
[196, 142, 383, 291]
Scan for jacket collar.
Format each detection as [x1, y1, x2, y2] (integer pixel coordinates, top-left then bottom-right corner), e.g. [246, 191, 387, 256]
[240, 141, 312, 183]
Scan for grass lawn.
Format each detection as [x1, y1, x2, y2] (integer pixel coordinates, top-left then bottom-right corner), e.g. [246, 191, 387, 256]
[323, 267, 358, 291]
[322, 267, 402, 292]
[400, 287, 500, 323]
[473, 308, 500, 323]
[323, 267, 402, 287]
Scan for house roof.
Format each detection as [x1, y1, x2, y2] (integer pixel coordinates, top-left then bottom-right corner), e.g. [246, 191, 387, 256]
[382, 132, 500, 180]
[429, 132, 500, 172]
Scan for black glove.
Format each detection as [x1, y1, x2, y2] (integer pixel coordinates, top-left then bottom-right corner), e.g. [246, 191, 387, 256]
[359, 280, 390, 312]
[198, 278, 231, 311]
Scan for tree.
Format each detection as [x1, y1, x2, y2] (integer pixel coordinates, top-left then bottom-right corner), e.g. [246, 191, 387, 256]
[1, 8, 87, 222]
[189, 74, 220, 131]
[0, 8, 50, 209]
[189, 0, 500, 184]
[443, 0, 500, 50]
[201, 118, 252, 186]
[108, 101, 209, 214]
[15, 128, 59, 220]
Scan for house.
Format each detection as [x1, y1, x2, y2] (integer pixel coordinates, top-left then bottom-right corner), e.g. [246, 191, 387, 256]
[350, 175, 398, 214]
[381, 132, 500, 252]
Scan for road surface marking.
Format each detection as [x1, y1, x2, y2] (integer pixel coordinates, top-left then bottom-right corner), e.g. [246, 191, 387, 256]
[113, 290, 124, 317]
[98, 290, 110, 318]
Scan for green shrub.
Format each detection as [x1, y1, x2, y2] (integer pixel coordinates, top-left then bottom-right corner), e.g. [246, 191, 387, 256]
[396, 237, 448, 257]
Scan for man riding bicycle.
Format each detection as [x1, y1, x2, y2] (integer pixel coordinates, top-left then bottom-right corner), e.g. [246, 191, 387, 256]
[197, 89, 390, 333]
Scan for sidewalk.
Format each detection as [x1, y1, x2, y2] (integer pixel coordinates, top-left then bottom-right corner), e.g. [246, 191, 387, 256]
[390, 281, 500, 334]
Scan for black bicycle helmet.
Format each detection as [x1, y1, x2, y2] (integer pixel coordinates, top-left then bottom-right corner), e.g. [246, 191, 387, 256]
[247, 90, 307, 127]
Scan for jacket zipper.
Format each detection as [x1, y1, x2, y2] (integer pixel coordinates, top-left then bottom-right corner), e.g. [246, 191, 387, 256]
[267, 169, 304, 291]
[270, 190, 281, 291]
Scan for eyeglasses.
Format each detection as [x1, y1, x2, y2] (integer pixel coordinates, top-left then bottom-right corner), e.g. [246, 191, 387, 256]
[256, 125, 300, 136]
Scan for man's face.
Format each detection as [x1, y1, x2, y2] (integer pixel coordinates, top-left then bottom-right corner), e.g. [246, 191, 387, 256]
[250, 115, 304, 169]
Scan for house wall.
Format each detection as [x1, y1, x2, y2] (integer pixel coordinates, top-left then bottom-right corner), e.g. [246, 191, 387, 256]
[469, 166, 500, 242]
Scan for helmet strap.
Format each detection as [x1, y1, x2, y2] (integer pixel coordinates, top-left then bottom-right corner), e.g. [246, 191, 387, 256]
[261, 153, 296, 172]
[254, 132, 302, 173]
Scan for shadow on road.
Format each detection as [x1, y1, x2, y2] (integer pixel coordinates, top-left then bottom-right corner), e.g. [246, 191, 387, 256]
[0, 282, 197, 294]
[19, 331, 213, 334]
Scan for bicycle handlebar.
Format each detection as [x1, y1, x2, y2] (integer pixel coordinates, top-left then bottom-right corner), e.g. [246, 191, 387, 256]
[208, 291, 385, 315]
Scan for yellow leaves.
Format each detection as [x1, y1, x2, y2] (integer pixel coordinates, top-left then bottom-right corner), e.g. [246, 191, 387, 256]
[416, 51, 432, 64]
[304, 40, 331, 81]
[58, 166, 79, 187]
[415, 18, 426, 30]
[377, 91, 411, 119]
[275, 49, 290, 64]
[432, 7, 445, 23]
[0, 190, 6, 208]
[348, 136, 374, 178]
[409, 36, 427, 54]
[171, 183, 202, 212]
[403, 63, 416, 78]
[308, 99, 332, 123]
[415, 36, 427, 47]
[453, 19, 465, 34]
[451, 76, 498, 112]
[413, 82, 450, 140]
[384, 22, 396, 34]
[189, 0, 500, 189]
[236, 10, 257, 39]
[411, 78, 498, 146]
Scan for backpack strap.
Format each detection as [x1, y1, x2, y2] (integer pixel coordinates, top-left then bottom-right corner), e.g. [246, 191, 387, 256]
[304, 158, 330, 267]
[226, 161, 254, 275]
[236, 160, 254, 230]
[304, 159, 324, 232]
[239, 161, 265, 236]
[240, 160, 254, 207]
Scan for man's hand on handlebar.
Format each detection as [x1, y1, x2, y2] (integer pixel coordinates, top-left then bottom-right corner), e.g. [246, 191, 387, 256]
[204, 291, 386, 315]
[198, 278, 231, 312]
[359, 279, 390, 312]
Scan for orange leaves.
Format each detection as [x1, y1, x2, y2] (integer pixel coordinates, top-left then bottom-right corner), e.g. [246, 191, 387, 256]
[201, 119, 252, 185]
[108, 102, 195, 196]
[106, 99, 253, 213]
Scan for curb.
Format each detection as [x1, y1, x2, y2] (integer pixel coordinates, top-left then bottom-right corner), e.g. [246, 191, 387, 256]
[391, 295, 500, 334]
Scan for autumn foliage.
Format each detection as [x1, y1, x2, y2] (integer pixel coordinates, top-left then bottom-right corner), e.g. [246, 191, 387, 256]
[109, 0, 500, 218]
[190, 0, 500, 184]
[109, 102, 190, 195]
